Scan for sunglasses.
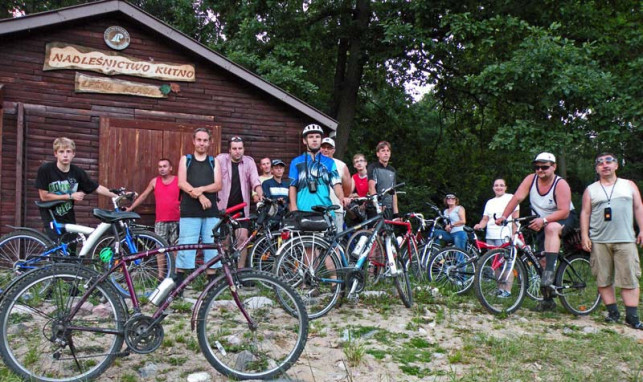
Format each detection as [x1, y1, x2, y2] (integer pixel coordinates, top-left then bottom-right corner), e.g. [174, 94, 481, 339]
[230, 136, 243, 142]
[534, 165, 551, 171]
[596, 157, 617, 165]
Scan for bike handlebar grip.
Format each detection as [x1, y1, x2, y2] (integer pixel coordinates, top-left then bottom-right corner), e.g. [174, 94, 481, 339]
[224, 202, 247, 216]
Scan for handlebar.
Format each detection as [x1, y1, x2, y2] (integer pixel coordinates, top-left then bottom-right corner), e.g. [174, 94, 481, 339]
[351, 182, 405, 204]
[494, 214, 539, 226]
[110, 188, 137, 210]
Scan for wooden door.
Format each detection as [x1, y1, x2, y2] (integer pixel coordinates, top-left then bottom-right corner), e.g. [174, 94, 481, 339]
[99, 117, 220, 224]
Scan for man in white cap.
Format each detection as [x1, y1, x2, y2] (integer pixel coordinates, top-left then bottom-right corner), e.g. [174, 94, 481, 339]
[320, 137, 352, 231]
[496, 152, 576, 311]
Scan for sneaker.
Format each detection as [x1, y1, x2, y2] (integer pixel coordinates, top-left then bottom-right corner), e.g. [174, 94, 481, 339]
[496, 289, 511, 299]
[604, 311, 621, 324]
[625, 317, 643, 330]
[541, 270, 555, 287]
[533, 299, 557, 312]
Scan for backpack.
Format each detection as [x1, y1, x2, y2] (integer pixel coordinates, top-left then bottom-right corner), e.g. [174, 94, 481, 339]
[180, 154, 218, 202]
[186, 154, 215, 170]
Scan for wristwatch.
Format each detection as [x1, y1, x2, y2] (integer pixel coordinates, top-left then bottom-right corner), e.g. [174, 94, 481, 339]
[68, 193, 73, 200]
[543, 217, 549, 226]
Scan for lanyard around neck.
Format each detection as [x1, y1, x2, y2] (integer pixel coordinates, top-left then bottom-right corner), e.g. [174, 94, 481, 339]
[599, 178, 617, 206]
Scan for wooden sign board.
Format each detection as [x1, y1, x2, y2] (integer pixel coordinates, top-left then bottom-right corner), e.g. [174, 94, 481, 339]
[44, 42, 196, 82]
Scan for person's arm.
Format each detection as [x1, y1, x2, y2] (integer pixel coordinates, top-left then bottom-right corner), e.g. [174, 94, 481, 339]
[452, 206, 466, 227]
[580, 188, 592, 252]
[177, 155, 195, 196]
[496, 175, 532, 225]
[474, 215, 489, 230]
[289, 186, 298, 211]
[392, 193, 399, 214]
[38, 189, 79, 202]
[126, 178, 155, 211]
[341, 165, 352, 197]
[94, 185, 118, 199]
[629, 180, 643, 246]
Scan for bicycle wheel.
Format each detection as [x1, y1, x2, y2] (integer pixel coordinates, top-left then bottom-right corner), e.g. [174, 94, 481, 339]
[387, 235, 413, 307]
[0, 230, 53, 293]
[403, 238, 426, 283]
[249, 232, 281, 273]
[523, 255, 543, 301]
[427, 247, 476, 294]
[556, 253, 601, 315]
[91, 230, 172, 298]
[474, 249, 527, 314]
[420, 240, 441, 271]
[273, 235, 342, 319]
[197, 270, 308, 380]
[0, 264, 125, 381]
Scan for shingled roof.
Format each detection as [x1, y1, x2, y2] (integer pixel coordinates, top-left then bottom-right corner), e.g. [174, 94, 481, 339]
[0, 0, 337, 130]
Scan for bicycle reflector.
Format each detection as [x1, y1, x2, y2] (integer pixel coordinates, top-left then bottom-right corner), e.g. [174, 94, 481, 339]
[281, 230, 291, 241]
[99, 247, 114, 263]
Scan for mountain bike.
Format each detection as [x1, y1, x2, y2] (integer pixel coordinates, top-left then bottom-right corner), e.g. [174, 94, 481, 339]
[426, 227, 509, 294]
[474, 215, 601, 315]
[0, 190, 170, 298]
[247, 197, 287, 273]
[0, 202, 308, 381]
[273, 183, 412, 319]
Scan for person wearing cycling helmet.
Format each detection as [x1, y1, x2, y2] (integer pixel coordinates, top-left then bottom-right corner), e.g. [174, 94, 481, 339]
[288, 124, 350, 214]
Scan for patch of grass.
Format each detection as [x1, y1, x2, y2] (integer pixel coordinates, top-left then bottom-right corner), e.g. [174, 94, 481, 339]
[168, 356, 188, 366]
[187, 336, 200, 352]
[343, 334, 366, 367]
[171, 299, 193, 314]
[447, 350, 463, 363]
[365, 349, 387, 360]
[118, 374, 138, 382]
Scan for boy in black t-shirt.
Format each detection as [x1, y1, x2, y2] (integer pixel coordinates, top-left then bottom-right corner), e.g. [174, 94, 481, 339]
[35, 137, 117, 240]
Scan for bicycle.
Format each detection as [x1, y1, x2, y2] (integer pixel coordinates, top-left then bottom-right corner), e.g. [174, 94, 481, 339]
[273, 183, 412, 319]
[247, 197, 287, 273]
[474, 215, 601, 315]
[0, 190, 171, 298]
[0, 202, 308, 381]
[427, 226, 509, 294]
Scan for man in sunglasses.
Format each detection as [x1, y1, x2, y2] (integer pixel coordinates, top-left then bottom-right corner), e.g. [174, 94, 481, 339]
[496, 152, 576, 312]
[216, 135, 263, 269]
[580, 153, 643, 329]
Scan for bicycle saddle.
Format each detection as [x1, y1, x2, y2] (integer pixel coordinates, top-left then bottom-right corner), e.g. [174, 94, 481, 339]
[312, 205, 340, 213]
[92, 208, 140, 223]
[463, 226, 474, 233]
[35, 200, 68, 209]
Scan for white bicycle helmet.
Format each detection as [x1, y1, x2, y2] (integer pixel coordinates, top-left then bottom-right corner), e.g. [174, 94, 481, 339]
[302, 123, 324, 137]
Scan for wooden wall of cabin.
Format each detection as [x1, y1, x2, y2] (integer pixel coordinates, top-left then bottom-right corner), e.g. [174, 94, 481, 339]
[0, 14, 318, 234]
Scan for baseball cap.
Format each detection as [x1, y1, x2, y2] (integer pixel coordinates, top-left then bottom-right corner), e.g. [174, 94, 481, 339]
[445, 193, 457, 199]
[271, 159, 286, 167]
[321, 137, 335, 147]
[533, 152, 556, 163]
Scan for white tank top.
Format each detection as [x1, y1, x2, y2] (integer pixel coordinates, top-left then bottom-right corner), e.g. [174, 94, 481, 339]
[529, 175, 574, 217]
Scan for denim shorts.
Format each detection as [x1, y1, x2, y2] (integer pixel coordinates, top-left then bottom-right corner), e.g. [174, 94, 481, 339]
[176, 217, 220, 270]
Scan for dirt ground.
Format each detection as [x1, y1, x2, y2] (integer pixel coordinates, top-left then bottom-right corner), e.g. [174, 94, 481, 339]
[99, 286, 643, 382]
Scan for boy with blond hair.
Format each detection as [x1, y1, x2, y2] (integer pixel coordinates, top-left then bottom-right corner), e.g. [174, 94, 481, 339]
[35, 137, 117, 240]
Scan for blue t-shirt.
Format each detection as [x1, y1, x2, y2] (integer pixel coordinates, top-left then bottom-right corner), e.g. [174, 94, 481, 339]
[289, 152, 341, 212]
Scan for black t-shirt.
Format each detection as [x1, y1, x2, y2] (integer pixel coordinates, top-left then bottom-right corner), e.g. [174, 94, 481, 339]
[367, 161, 397, 210]
[180, 156, 218, 218]
[227, 162, 244, 212]
[35, 162, 99, 224]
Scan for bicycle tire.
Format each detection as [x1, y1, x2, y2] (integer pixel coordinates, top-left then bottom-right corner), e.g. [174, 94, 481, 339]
[420, 240, 441, 271]
[249, 232, 281, 273]
[90, 230, 172, 298]
[196, 270, 308, 380]
[402, 237, 426, 283]
[273, 235, 342, 319]
[474, 249, 527, 315]
[556, 252, 601, 315]
[0, 230, 54, 294]
[427, 247, 476, 294]
[0, 264, 126, 381]
[523, 255, 543, 301]
[387, 235, 413, 307]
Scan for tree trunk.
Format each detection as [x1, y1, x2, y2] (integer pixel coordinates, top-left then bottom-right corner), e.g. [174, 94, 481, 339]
[333, 0, 370, 160]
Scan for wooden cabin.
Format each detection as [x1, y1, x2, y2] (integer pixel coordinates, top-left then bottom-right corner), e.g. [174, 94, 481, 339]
[0, 0, 337, 232]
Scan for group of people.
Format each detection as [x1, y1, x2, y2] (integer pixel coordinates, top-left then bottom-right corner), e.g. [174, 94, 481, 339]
[35, 131, 642, 330]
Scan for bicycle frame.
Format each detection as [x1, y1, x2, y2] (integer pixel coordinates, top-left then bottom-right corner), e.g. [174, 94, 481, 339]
[65, 203, 257, 334]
